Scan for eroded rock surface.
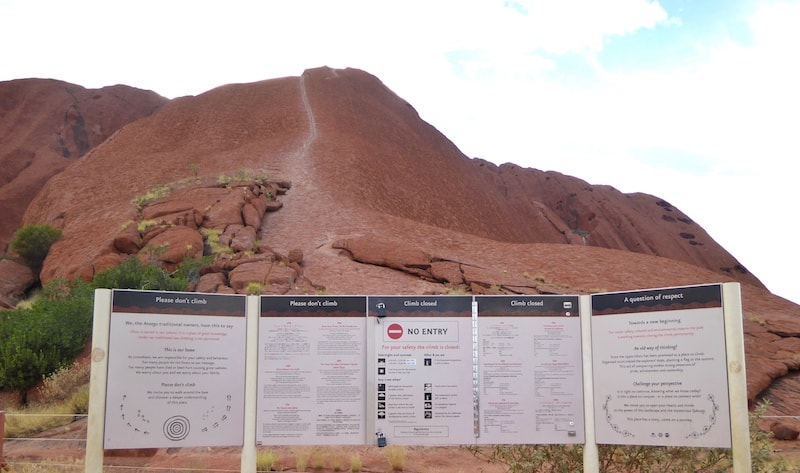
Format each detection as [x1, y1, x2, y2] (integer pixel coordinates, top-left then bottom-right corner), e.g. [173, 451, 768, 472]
[2, 68, 798, 426]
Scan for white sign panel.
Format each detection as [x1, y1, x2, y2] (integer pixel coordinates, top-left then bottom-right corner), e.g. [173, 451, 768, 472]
[476, 295, 584, 444]
[370, 296, 475, 445]
[257, 296, 367, 445]
[591, 284, 732, 448]
[104, 290, 247, 449]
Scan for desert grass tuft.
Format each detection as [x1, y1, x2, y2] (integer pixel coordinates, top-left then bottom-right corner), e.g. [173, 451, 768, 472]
[349, 452, 363, 472]
[383, 445, 407, 471]
[256, 449, 280, 471]
[4, 458, 83, 472]
[326, 448, 348, 471]
[292, 446, 316, 472]
[6, 362, 90, 438]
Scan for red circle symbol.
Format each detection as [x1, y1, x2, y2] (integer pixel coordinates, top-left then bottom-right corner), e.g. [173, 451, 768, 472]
[387, 323, 404, 340]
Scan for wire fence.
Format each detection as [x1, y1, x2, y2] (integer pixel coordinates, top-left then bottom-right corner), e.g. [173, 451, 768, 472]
[2, 461, 240, 473]
[1, 412, 243, 472]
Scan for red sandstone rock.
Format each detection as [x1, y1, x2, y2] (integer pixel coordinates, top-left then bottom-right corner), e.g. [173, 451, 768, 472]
[429, 261, 464, 285]
[0, 259, 36, 307]
[90, 253, 127, 276]
[204, 189, 247, 229]
[2, 67, 799, 422]
[228, 262, 298, 292]
[0, 79, 166, 252]
[771, 422, 800, 440]
[113, 222, 142, 254]
[334, 237, 431, 271]
[251, 193, 269, 216]
[219, 224, 243, 248]
[196, 272, 227, 293]
[227, 261, 266, 290]
[265, 200, 283, 212]
[265, 264, 297, 286]
[288, 248, 304, 265]
[230, 226, 257, 252]
[138, 226, 203, 265]
[242, 202, 261, 228]
[288, 261, 303, 277]
[140, 224, 170, 247]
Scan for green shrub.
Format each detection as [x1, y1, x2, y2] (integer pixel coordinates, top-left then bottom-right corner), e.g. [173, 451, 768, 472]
[0, 279, 93, 402]
[91, 257, 188, 291]
[172, 255, 215, 285]
[0, 253, 203, 405]
[750, 400, 792, 473]
[9, 224, 62, 269]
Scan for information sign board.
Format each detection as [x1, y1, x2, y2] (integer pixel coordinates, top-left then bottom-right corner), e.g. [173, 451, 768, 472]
[369, 296, 475, 445]
[476, 295, 584, 444]
[591, 284, 732, 448]
[104, 290, 247, 449]
[257, 296, 367, 445]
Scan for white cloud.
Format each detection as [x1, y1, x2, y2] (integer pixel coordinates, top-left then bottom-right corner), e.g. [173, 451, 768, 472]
[391, 1, 800, 303]
[479, 0, 671, 54]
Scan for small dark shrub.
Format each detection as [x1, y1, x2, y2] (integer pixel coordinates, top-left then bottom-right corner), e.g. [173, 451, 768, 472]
[9, 224, 63, 269]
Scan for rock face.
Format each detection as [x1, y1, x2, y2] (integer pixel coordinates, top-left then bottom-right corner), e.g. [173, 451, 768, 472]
[0, 79, 167, 252]
[3, 67, 800, 421]
[105, 177, 310, 295]
[0, 259, 36, 308]
[17, 68, 762, 289]
[469, 162, 763, 288]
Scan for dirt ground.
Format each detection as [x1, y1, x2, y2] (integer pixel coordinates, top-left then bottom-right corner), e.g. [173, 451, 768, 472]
[1, 418, 506, 472]
[4, 418, 800, 472]
[772, 439, 800, 465]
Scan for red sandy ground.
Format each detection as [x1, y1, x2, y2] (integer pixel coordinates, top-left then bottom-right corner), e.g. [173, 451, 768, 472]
[2, 418, 507, 472]
[5, 418, 800, 472]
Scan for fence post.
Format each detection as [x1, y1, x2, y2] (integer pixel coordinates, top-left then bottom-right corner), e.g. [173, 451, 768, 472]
[1, 410, 5, 469]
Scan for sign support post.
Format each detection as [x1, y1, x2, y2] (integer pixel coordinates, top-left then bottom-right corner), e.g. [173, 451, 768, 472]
[240, 295, 259, 473]
[723, 283, 751, 473]
[85, 288, 111, 473]
[580, 294, 600, 473]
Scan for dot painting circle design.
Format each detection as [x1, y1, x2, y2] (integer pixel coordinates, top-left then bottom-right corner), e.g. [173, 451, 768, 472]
[163, 415, 191, 441]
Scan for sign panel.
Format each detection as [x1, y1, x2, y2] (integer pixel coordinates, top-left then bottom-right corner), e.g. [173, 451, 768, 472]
[476, 295, 584, 444]
[257, 296, 367, 445]
[591, 284, 732, 448]
[369, 296, 475, 445]
[104, 290, 247, 449]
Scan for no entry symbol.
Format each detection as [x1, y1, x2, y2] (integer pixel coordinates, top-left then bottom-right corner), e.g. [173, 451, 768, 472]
[387, 323, 404, 340]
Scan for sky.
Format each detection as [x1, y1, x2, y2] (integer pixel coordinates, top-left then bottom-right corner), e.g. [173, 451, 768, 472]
[1, 0, 798, 305]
